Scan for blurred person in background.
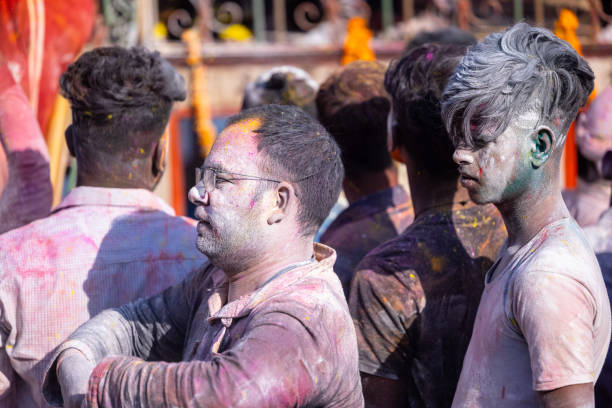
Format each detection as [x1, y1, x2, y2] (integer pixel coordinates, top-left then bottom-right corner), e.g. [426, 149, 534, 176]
[563, 86, 612, 227]
[241, 65, 319, 118]
[574, 92, 612, 407]
[316, 60, 413, 298]
[0, 47, 204, 407]
[405, 26, 476, 51]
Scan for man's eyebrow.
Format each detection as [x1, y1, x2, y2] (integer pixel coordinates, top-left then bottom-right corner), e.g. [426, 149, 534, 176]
[203, 164, 231, 173]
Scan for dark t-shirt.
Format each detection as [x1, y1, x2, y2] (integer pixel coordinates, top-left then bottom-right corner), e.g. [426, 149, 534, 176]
[320, 185, 413, 298]
[350, 202, 507, 408]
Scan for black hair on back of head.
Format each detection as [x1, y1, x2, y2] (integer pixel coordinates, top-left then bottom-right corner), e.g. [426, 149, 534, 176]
[316, 60, 391, 179]
[60, 46, 186, 155]
[385, 43, 466, 178]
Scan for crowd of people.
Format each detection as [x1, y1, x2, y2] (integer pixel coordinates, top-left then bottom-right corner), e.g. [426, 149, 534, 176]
[0, 21, 611, 408]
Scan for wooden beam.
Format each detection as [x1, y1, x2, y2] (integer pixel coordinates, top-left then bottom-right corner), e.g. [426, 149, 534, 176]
[403, 0, 414, 21]
[273, 0, 287, 42]
[196, 0, 213, 43]
[534, 0, 544, 27]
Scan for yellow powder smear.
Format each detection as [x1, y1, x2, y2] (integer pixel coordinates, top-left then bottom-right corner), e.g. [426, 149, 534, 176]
[225, 118, 262, 137]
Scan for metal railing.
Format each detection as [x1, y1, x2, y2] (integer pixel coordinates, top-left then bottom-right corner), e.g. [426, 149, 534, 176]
[125, 0, 608, 46]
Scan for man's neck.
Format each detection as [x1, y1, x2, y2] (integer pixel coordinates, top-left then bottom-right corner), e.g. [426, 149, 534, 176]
[497, 186, 569, 249]
[407, 168, 470, 218]
[224, 237, 315, 302]
[343, 167, 398, 205]
[75, 152, 157, 189]
[76, 170, 153, 190]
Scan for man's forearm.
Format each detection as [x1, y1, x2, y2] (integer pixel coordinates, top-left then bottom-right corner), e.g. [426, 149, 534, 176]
[56, 349, 95, 408]
[43, 288, 189, 406]
[65, 292, 188, 365]
[86, 311, 323, 408]
[86, 352, 286, 407]
[539, 383, 594, 408]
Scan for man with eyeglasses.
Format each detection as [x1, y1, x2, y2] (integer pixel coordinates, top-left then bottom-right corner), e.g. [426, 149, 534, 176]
[42, 104, 364, 408]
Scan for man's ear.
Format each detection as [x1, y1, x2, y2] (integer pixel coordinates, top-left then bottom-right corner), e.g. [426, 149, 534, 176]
[65, 125, 76, 158]
[152, 131, 168, 181]
[267, 182, 293, 225]
[387, 121, 405, 163]
[531, 127, 554, 168]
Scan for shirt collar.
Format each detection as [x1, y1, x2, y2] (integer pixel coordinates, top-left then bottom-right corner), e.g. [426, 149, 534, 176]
[207, 243, 336, 325]
[53, 186, 176, 215]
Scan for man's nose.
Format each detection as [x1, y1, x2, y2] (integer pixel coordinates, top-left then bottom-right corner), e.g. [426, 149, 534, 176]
[188, 185, 209, 206]
[453, 148, 474, 166]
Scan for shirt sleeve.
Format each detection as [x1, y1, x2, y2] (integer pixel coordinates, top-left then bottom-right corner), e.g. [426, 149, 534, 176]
[349, 262, 425, 380]
[0, 275, 15, 407]
[512, 270, 598, 391]
[0, 61, 52, 234]
[85, 305, 348, 408]
[42, 267, 203, 406]
[0, 333, 15, 407]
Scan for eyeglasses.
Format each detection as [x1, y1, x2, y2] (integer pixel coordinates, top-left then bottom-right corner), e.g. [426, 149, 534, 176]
[195, 166, 281, 194]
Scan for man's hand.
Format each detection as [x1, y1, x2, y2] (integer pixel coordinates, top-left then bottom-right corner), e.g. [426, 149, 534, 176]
[56, 349, 95, 408]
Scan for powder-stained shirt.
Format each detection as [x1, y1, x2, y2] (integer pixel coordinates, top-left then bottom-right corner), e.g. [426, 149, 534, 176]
[563, 179, 611, 228]
[320, 185, 413, 297]
[42, 243, 364, 408]
[453, 218, 611, 407]
[350, 202, 506, 408]
[0, 186, 204, 408]
[0, 65, 52, 234]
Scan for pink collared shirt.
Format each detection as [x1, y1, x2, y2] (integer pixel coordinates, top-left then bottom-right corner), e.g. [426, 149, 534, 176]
[0, 186, 206, 407]
[42, 244, 364, 408]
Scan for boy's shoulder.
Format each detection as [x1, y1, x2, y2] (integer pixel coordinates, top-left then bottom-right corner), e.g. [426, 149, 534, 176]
[504, 219, 606, 317]
[514, 218, 599, 280]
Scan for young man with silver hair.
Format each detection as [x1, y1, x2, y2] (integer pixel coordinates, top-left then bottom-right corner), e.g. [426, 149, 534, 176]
[443, 23, 611, 407]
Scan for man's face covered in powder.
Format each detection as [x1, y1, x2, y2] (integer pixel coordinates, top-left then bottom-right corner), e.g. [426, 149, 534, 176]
[188, 119, 274, 265]
[452, 108, 541, 205]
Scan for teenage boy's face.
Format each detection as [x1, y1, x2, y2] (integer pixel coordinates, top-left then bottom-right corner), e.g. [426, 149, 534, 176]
[452, 110, 539, 205]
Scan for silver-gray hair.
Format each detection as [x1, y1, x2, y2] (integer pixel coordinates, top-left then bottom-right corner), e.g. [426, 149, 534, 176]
[441, 22, 594, 148]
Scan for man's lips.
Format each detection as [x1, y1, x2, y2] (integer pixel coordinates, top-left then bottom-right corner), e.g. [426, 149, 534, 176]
[194, 208, 212, 234]
[459, 172, 479, 188]
[197, 220, 212, 235]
